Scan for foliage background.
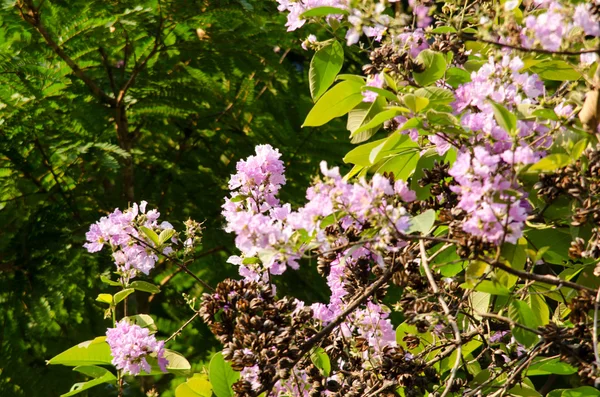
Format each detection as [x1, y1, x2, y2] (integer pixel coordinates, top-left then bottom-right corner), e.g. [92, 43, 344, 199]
[0, 0, 354, 395]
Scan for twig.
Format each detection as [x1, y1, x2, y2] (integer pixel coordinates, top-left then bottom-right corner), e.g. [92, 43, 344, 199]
[419, 239, 461, 397]
[485, 258, 597, 293]
[129, 234, 215, 292]
[252, 259, 397, 396]
[459, 34, 600, 56]
[166, 311, 200, 343]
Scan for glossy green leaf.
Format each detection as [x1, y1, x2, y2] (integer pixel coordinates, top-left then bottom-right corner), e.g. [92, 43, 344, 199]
[95, 294, 113, 305]
[141, 349, 192, 376]
[124, 314, 157, 333]
[209, 353, 240, 397]
[528, 153, 570, 172]
[531, 60, 581, 81]
[527, 294, 550, 326]
[414, 87, 455, 107]
[113, 288, 134, 305]
[430, 26, 457, 33]
[413, 50, 447, 86]
[100, 275, 121, 286]
[362, 86, 398, 102]
[347, 96, 386, 143]
[561, 387, 600, 396]
[407, 209, 435, 235]
[300, 6, 348, 18]
[509, 301, 539, 347]
[404, 94, 429, 113]
[497, 238, 527, 288]
[309, 41, 344, 101]
[310, 347, 331, 377]
[60, 366, 116, 397]
[351, 109, 401, 138]
[525, 357, 577, 376]
[140, 226, 160, 246]
[176, 374, 213, 397]
[47, 337, 112, 366]
[158, 229, 176, 245]
[445, 67, 471, 88]
[130, 281, 161, 294]
[489, 101, 517, 133]
[303, 81, 364, 127]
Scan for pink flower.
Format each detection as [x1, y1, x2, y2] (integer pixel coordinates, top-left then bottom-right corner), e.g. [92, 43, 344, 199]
[106, 320, 168, 376]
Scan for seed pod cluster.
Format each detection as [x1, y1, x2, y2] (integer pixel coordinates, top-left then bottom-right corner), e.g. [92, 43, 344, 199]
[200, 279, 315, 395]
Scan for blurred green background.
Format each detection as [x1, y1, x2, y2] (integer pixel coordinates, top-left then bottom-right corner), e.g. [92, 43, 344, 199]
[0, 0, 357, 395]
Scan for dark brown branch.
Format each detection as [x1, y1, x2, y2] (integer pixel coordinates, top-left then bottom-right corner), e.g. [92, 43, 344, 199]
[460, 34, 600, 56]
[253, 262, 397, 396]
[486, 258, 597, 293]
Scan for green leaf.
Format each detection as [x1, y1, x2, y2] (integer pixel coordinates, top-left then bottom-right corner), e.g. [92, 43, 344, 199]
[61, 366, 116, 397]
[130, 281, 161, 294]
[489, 101, 517, 134]
[463, 280, 510, 296]
[113, 288, 134, 305]
[445, 67, 471, 88]
[561, 387, 600, 396]
[176, 374, 213, 397]
[508, 301, 539, 347]
[47, 337, 112, 366]
[525, 357, 577, 376]
[528, 153, 570, 173]
[209, 353, 240, 397]
[414, 87, 455, 107]
[124, 314, 157, 333]
[430, 26, 457, 33]
[351, 109, 401, 138]
[347, 96, 386, 143]
[426, 109, 458, 126]
[100, 275, 121, 286]
[95, 294, 113, 305]
[344, 138, 388, 166]
[407, 209, 435, 235]
[158, 229, 176, 245]
[497, 239, 527, 289]
[469, 291, 491, 320]
[527, 294, 550, 326]
[309, 41, 344, 101]
[310, 347, 331, 377]
[531, 60, 581, 81]
[141, 349, 192, 376]
[362, 86, 398, 102]
[140, 226, 160, 246]
[337, 74, 365, 83]
[413, 50, 447, 86]
[300, 6, 348, 18]
[303, 81, 364, 127]
[404, 94, 429, 113]
[373, 149, 419, 181]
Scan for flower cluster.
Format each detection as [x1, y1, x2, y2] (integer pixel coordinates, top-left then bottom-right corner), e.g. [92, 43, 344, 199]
[223, 145, 416, 280]
[446, 55, 553, 244]
[84, 201, 174, 280]
[520, 0, 600, 61]
[106, 319, 168, 376]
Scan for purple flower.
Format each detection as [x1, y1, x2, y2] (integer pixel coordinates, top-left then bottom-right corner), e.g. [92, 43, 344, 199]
[106, 320, 168, 376]
[363, 73, 384, 102]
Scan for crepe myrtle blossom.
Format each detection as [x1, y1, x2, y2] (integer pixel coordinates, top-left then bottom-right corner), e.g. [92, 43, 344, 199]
[222, 147, 416, 281]
[363, 73, 384, 102]
[84, 201, 174, 279]
[106, 319, 168, 376]
[449, 146, 531, 245]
